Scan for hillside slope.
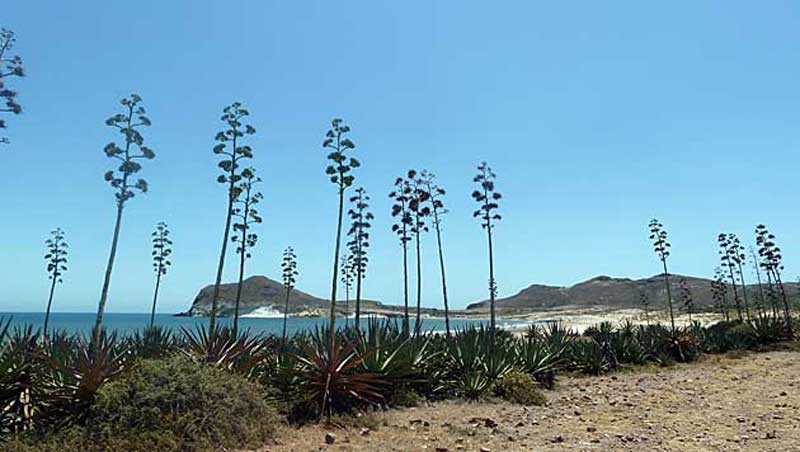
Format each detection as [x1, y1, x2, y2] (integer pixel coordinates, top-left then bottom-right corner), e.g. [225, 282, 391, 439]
[466, 274, 795, 312]
[183, 275, 385, 317]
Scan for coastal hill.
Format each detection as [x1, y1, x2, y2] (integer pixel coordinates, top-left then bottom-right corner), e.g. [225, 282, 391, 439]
[183, 275, 398, 317]
[465, 274, 795, 314]
[183, 274, 795, 317]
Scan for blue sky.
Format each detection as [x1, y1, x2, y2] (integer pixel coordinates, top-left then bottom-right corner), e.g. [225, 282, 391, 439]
[2, 1, 800, 313]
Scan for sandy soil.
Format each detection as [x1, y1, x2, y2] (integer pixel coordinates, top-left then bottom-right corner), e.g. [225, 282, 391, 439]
[256, 344, 800, 452]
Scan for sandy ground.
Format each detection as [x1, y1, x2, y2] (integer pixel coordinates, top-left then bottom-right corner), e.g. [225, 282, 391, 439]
[256, 343, 800, 452]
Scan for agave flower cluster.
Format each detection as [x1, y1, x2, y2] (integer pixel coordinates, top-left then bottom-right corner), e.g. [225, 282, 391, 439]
[0, 28, 25, 142]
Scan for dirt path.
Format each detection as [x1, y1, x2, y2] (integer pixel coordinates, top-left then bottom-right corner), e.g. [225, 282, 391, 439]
[260, 345, 800, 452]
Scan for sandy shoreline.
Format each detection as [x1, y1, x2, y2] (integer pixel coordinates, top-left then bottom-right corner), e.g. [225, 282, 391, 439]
[235, 306, 722, 334]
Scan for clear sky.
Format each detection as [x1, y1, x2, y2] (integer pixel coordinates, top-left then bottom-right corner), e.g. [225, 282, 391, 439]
[2, 1, 800, 314]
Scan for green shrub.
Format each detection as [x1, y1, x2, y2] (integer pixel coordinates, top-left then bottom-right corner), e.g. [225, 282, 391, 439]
[6, 426, 95, 452]
[92, 354, 277, 451]
[385, 385, 424, 407]
[493, 371, 546, 406]
[10, 355, 279, 452]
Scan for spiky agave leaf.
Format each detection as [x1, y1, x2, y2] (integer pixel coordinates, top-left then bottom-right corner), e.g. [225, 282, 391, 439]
[181, 325, 270, 378]
[0, 322, 42, 434]
[35, 332, 127, 429]
[125, 326, 177, 360]
[292, 332, 384, 417]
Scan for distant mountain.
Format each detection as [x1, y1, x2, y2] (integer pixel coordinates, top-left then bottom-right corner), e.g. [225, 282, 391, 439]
[182, 275, 389, 317]
[466, 274, 797, 313]
[183, 274, 797, 318]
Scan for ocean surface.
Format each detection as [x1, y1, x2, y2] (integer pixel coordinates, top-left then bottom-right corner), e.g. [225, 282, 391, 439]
[0, 312, 533, 337]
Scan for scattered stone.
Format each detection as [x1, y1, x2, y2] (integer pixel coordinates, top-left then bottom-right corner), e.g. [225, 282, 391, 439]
[324, 432, 336, 445]
[587, 427, 597, 433]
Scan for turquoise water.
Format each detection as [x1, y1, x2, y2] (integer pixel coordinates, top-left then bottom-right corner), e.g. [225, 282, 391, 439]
[1, 312, 532, 337]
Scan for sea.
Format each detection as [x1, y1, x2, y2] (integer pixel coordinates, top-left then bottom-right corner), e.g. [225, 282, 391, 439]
[0, 312, 534, 337]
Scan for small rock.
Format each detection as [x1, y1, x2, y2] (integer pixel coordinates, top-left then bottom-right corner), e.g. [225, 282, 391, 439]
[435, 448, 449, 452]
[551, 435, 565, 443]
[359, 428, 370, 436]
[324, 432, 336, 445]
[480, 447, 492, 452]
[587, 427, 597, 433]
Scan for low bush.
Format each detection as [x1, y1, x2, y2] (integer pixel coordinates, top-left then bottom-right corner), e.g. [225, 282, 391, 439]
[10, 355, 279, 452]
[493, 370, 546, 406]
[94, 354, 277, 451]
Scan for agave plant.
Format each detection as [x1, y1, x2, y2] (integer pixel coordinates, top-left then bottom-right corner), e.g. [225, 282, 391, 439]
[516, 337, 567, 389]
[569, 339, 617, 375]
[748, 316, 784, 345]
[36, 332, 127, 429]
[125, 326, 177, 360]
[660, 326, 701, 363]
[702, 321, 753, 353]
[292, 329, 383, 418]
[181, 326, 270, 379]
[354, 319, 415, 383]
[635, 324, 672, 365]
[0, 322, 41, 434]
[441, 326, 515, 399]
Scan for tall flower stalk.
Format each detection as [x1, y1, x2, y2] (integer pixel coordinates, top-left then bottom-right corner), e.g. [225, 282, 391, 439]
[408, 170, 431, 336]
[346, 187, 373, 332]
[43, 228, 68, 338]
[472, 162, 502, 337]
[756, 224, 792, 335]
[94, 94, 155, 345]
[389, 176, 413, 336]
[731, 236, 751, 321]
[679, 278, 694, 323]
[209, 102, 255, 337]
[638, 289, 650, 325]
[280, 247, 298, 349]
[711, 267, 730, 322]
[749, 246, 768, 319]
[149, 222, 172, 328]
[718, 233, 744, 321]
[648, 219, 675, 332]
[0, 28, 24, 144]
[231, 168, 263, 337]
[322, 118, 358, 350]
[340, 255, 354, 326]
[419, 170, 451, 335]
